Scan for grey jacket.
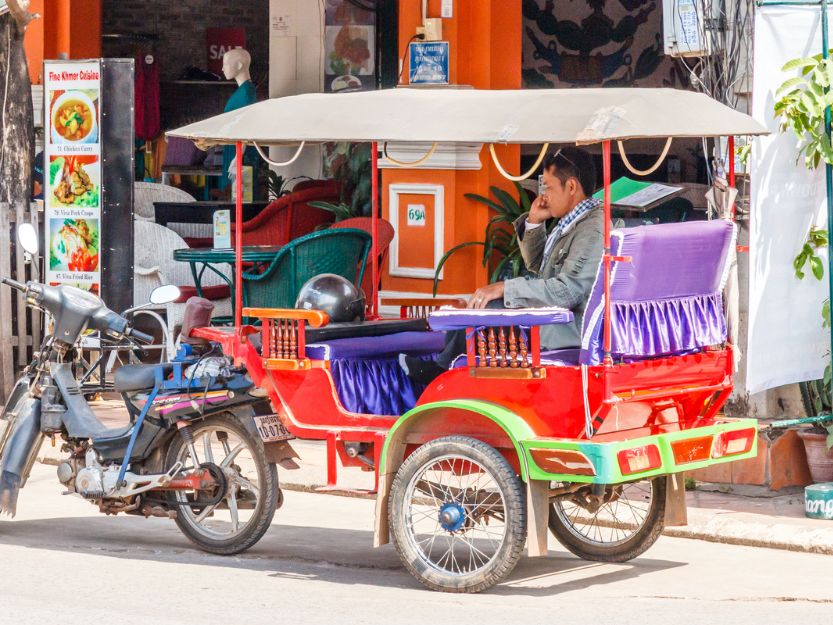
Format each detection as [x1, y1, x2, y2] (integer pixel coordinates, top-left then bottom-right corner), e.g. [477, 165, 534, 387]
[503, 206, 604, 350]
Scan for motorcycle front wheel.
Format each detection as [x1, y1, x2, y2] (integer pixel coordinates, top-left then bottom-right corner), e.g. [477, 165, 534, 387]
[164, 412, 278, 555]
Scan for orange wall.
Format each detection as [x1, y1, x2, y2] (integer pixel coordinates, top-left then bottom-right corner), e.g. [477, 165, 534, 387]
[24, 0, 101, 84]
[383, 0, 522, 297]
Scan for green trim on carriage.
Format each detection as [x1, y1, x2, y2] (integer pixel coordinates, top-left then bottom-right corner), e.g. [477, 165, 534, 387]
[379, 399, 537, 480]
[520, 417, 760, 484]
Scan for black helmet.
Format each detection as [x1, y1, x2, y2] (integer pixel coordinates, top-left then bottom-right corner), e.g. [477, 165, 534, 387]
[295, 274, 365, 323]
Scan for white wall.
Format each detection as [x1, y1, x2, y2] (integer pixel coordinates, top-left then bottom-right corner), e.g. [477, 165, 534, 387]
[268, 0, 325, 181]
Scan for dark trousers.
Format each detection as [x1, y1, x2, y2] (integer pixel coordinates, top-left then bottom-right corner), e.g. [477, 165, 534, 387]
[436, 299, 507, 369]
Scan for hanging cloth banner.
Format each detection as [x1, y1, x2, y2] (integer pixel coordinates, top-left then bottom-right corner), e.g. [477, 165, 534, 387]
[748, 6, 831, 394]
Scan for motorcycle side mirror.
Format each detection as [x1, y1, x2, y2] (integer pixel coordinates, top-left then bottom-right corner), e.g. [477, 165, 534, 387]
[17, 224, 39, 257]
[149, 284, 181, 305]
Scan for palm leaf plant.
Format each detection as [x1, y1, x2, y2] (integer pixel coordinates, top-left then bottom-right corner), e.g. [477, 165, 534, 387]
[432, 182, 537, 295]
[309, 142, 372, 221]
[775, 53, 833, 435]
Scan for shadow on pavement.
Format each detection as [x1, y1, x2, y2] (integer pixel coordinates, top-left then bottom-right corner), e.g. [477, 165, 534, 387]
[0, 515, 684, 595]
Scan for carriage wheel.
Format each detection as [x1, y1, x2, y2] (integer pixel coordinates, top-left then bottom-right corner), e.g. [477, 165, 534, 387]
[548, 477, 666, 562]
[388, 436, 526, 593]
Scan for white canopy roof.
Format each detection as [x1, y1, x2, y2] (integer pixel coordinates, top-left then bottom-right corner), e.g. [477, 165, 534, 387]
[167, 87, 768, 147]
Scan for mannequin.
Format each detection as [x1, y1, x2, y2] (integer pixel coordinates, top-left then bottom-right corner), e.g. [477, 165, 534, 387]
[219, 48, 257, 191]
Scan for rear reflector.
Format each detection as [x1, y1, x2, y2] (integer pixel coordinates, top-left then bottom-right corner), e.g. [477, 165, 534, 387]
[617, 444, 662, 475]
[712, 428, 756, 458]
[671, 436, 714, 464]
[529, 448, 596, 476]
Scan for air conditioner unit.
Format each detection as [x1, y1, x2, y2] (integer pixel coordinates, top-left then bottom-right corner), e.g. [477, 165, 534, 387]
[663, 0, 711, 57]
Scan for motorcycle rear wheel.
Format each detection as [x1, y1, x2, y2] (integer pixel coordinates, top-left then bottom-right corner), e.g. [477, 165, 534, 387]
[165, 413, 278, 555]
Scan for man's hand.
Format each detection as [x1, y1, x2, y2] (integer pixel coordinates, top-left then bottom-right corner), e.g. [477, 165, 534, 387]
[527, 195, 551, 225]
[468, 282, 504, 309]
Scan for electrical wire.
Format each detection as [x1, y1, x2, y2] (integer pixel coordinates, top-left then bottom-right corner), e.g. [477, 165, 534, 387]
[397, 34, 423, 85]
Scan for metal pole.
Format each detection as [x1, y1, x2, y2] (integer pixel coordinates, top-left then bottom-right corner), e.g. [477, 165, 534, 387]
[728, 135, 736, 218]
[371, 141, 379, 319]
[822, 0, 833, 407]
[235, 141, 243, 329]
[602, 140, 612, 365]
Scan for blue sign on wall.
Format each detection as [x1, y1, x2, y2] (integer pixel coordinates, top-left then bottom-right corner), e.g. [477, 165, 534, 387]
[409, 41, 450, 85]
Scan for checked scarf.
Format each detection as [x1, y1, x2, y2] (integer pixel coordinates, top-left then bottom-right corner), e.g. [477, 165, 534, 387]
[540, 197, 601, 272]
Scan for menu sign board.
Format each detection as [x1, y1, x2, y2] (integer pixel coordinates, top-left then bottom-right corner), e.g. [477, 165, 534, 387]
[44, 61, 102, 293]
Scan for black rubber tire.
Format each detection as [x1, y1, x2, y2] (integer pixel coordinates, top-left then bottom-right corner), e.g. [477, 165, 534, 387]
[388, 435, 526, 593]
[164, 413, 278, 556]
[548, 477, 666, 563]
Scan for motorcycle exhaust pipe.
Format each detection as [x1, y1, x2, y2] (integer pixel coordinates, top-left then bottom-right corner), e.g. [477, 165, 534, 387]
[0, 396, 43, 517]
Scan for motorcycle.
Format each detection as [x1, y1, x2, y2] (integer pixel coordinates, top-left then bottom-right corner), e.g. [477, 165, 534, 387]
[0, 224, 281, 555]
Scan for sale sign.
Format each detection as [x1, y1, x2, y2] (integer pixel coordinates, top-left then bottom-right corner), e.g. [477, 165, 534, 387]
[207, 28, 246, 75]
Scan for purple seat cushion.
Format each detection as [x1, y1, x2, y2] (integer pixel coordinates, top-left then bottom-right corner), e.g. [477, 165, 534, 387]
[305, 331, 444, 415]
[306, 331, 445, 361]
[580, 220, 735, 365]
[428, 307, 573, 331]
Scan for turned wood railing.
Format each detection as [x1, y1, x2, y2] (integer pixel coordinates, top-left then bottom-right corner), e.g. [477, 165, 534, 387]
[243, 307, 329, 370]
[466, 325, 543, 379]
[380, 297, 466, 320]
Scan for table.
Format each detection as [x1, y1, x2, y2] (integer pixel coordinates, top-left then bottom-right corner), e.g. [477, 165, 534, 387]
[173, 245, 282, 320]
[155, 201, 269, 229]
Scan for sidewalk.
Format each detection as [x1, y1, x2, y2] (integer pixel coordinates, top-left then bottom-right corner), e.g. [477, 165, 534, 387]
[35, 398, 833, 556]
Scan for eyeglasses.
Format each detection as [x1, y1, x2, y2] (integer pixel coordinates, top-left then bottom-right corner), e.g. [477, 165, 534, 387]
[552, 147, 578, 171]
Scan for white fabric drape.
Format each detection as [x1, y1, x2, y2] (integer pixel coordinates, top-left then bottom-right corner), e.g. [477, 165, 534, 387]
[747, 6, 831, 393]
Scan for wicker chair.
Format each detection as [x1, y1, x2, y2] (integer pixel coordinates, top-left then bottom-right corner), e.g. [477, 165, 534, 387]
[134, 182, 206, 239]
[242, 228, 371, 309]
[330, 217, 395, 300]
[186, 180, 341, 248]
[134, 221, 232, 344]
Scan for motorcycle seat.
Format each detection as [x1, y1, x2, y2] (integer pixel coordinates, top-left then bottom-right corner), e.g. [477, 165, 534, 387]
[114, 363, 174, 393]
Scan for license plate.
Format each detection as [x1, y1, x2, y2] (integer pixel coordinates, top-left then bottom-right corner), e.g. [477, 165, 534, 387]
[252, 414, 294, 442]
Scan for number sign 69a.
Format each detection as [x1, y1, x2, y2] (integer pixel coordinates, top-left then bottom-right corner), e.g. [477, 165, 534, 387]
[407, 204, 427, 227]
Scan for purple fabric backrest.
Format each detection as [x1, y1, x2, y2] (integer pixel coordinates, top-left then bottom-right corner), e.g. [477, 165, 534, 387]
[580, 220, 736, 365]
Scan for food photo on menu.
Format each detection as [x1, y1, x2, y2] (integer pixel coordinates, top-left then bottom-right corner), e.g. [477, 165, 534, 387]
[49, 155, 99, 207]
[49, 88, 100, 144]
[49, 217, 100, 274]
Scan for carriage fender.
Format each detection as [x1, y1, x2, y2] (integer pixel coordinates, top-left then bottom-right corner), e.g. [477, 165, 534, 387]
[373, 399, 538, 549]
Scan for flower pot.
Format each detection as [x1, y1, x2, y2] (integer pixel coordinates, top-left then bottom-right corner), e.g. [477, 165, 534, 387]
[797, 430, 833, 483]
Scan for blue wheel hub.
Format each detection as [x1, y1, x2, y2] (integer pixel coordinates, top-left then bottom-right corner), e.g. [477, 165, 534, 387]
[438, 502, 466, 532]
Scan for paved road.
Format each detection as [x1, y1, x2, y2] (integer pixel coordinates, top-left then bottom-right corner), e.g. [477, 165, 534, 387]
[0, 463, 831, 625]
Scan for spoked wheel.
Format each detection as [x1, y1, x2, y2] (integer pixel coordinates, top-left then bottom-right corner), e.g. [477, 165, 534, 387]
[164, 413, 278, 555]
[388, 436, 526, 593]
[548, 477, 666, 562]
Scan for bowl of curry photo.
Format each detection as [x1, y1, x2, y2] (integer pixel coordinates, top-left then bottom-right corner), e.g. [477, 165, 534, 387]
[50, 91, 98, 144]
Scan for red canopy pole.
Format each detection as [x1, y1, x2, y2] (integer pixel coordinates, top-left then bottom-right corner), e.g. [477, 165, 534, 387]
[235, 141, 243, 329]
[370, 141, 379, 319]
[728, 135, 736, 219]
[602, 140, 612, 367]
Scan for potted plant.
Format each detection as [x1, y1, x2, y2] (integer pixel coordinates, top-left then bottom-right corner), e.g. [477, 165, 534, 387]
[309, 142, 372, 222]
[432, 182, 537, 295]
[774, 54, 833, 481]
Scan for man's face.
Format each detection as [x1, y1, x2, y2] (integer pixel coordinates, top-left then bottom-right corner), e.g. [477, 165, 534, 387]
[541, 166, 580, 219]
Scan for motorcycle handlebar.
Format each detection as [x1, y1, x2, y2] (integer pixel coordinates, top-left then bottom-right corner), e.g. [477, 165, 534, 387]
[127, 328, 154, 345]
[2, 278, 26, 292]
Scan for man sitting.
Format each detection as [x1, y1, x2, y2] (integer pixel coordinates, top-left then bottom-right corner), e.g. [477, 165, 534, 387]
[402, 146, 604, 384]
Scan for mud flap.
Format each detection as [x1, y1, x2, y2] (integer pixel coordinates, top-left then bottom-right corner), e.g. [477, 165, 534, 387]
[664, 473, 688, 527]
[0, 395, 43, 517]
[527, 479, 550, 557]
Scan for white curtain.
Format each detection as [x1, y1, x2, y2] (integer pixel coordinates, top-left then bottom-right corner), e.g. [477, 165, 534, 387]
[748, 6, 831, 393]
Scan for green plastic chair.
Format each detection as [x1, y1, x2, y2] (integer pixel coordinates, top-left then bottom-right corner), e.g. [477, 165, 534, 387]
[242, 228, 372, 309]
